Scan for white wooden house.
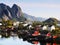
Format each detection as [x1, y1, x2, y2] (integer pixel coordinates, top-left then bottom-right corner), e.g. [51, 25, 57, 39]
[41, 25, 55, 31]
[0, 23, 2, 26]
[48, 25, 55, 31]
[13, 21, 20, 27]
[42, 25, 48, 30]
[28, 25, 32, 29]
[23, 23, 28, 27]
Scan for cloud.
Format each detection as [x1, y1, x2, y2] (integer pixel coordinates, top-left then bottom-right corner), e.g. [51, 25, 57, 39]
[2, 2, 60, 8]
[18, 3, 60, 8]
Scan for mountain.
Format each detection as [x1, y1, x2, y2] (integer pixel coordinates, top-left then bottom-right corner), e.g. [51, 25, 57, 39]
[43, 18, 59, 25]
[0, 3, 45, 22]
[23, 13, 45, 22]
[0, 3, 26, 21]
[0, 3, 11, 20]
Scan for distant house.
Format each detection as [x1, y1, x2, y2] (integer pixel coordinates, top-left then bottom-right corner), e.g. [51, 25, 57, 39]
[23, 23, 28, 27]
[23, 23, 33, 30]
[0, 23, 2, 26]
[42, 25, 48, 30]
[0, 22, 2, 29]
[47, 25, 55, 31]
[13, 21, 20, 27]
[28, 24, 32, 29]
[41, 25, 55, 31]
[0, 35, 2, 38]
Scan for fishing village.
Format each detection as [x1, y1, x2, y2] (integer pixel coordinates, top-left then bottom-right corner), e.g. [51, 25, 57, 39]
[0, 2, 60, 45]
[0, 19, 60, 45]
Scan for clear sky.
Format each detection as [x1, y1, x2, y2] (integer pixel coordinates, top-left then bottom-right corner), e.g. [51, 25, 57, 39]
[0, 0, 60, 20]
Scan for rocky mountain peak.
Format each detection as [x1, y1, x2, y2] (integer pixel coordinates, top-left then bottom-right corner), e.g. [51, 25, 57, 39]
[0, 3, 45, 22]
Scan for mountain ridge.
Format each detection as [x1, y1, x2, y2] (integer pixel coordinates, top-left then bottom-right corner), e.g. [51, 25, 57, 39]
[23, 13, 45, 22]
[0, 3, 45, 22]
[43, 18, 60, 25]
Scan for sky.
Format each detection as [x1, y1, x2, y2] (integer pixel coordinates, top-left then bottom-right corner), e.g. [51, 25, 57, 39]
[0, 0, 60, 20]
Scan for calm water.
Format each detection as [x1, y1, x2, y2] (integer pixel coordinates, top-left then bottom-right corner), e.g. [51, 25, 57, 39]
[0, 36, 34, 45]
[0, 30, 60, 45]
[0, 36, 60, 45]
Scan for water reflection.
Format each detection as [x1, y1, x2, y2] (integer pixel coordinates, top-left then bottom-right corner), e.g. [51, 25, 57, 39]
[0, 37, 33, 45]
[0, 36, 60, 45]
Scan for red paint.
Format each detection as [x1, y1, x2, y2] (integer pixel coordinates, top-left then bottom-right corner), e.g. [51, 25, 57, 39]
[32, 31, 40, 36]
[33, 41, 38, 45]
[34, 31, 39, 34]
[53, 36, 57, 39]
[46, 32, 51, 37]
[53, 43, 57, 45]
[46, 43, 51, 45]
